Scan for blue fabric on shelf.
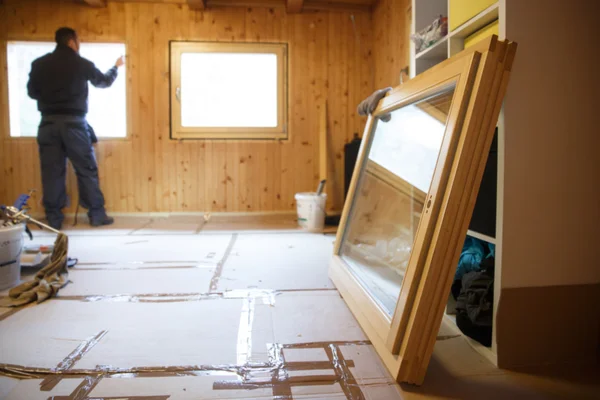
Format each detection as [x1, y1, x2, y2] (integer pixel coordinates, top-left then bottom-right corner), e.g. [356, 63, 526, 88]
[486, 243, 495, 259]
[454, 237, 486, 281]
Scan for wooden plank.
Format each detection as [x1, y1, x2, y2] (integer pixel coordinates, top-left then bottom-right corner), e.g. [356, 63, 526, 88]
[318, 100, 327, 184]
[373, 0, 411, 88]
[187, 0, 206, 10]
[287, 0, 303, 13]
[76, 0, 107, 7]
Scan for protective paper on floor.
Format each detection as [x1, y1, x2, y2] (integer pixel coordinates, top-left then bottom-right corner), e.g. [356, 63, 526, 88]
[65, 234, 233, 264]
[132, 216, 206, 235]
[2, 377, 82, 400]
[28, 216, 152, 237]
[59, 268, 216, 296]
[217, 234, 336, 291]
[272, 291, 367, 344]
[1, 223, 401, 399]
[200, 214, 300, 234]
[0, 292, 367, 366]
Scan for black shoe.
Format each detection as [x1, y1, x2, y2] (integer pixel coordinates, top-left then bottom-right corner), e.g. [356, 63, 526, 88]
[90, 216, 114, 227]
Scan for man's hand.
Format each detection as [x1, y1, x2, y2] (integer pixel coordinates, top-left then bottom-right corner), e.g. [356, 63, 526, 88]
[358, 87, 393, 122]
[115, 55, 125, 68]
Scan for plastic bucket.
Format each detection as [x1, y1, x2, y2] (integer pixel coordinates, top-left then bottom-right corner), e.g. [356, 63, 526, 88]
[0, 224, 24, 291]
[295, 192, 327, 232]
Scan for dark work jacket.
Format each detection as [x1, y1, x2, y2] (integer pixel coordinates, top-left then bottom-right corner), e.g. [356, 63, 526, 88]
[27, 45, 118, 117]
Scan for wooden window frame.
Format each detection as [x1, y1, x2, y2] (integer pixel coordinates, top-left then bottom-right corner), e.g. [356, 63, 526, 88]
[328, 36, 517, 385]
[169, 41, 288, 140]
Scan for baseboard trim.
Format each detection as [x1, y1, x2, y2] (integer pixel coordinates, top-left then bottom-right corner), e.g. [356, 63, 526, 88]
[28, 210, 298, 219]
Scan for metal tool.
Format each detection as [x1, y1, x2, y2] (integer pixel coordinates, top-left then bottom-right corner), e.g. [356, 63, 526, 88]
[2, 190, 61, 235]
[316, 179, 326, 196]
[1, 205, 61, 235]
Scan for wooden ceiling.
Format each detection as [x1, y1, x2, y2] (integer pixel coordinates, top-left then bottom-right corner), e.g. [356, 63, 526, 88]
[76, 0, 378, 12]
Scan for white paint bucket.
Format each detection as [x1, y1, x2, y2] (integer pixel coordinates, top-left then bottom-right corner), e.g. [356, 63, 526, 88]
[295, 192, 327, 232]
[0, 224, 24, 291]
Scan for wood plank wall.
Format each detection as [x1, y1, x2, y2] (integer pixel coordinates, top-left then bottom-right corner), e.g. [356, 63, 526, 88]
[372, 0, 411, 89]
[0, 0, 373, 214]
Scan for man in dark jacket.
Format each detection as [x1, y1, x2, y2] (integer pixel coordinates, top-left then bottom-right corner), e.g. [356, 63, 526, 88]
[27, 27, 124, 230]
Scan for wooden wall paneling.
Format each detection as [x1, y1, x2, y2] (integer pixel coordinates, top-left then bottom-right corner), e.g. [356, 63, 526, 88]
[27, 141, 41, 208]
[279, 8, 295, 210]
[205, 10, 227, 212]
[30, 142, 42, 211]
[237, 141, 249, 212]
[292, 14, 311, 199]
[326, 12, 344, 211]
[187, 0, 206, 10]
[169, 4, 190, 211]
[0, 0, 373, 214]
[78, 0, 108, 8]
[216, 142, 228, 211]
[0, 3, 8, 204]
[287, 0, 304, 13]
[248, 7, 275, 211]
[187, 8, 211, 212]
[253, 140, 265, 212]
[170, 5, 190, 211]
[310, 13, 326, 191]
[154, 2, 169, 212]
[128, 2, 142, 212]
[231, 9, 252, 212]
[372, 0, 410, 88]
[338, 11, 351, 210]
[4, 143, 16, 208]
[270, 8, 285, 211]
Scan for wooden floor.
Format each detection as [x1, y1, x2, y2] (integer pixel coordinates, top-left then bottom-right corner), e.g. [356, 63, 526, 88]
[0, 216, 598, 399]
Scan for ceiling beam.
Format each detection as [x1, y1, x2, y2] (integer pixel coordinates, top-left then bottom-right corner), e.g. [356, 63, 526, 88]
[287, 0, 303, 13]
[188, 0, 206, 9]
[76, 0, 107, 7]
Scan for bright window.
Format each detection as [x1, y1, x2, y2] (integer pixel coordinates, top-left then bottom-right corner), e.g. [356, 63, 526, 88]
[170, 42, 288, 140]
[7, 41, 127, 138]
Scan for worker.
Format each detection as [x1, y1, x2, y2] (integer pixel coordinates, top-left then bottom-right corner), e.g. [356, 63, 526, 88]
[27, 27, 125, 230]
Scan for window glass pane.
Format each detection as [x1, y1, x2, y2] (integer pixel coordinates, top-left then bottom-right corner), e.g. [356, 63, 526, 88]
[79, 43, 127, 138]
[180, 52, 278, 128]
[339, 86, 455, 316]
[7, 42, 127, 138]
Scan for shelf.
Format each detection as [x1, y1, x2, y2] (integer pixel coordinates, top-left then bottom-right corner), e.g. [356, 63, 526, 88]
[416, 36, 448, 60]
[449, 3, 499, 40]
[467, 229, 496, 244]
[443, 314, 498, 366]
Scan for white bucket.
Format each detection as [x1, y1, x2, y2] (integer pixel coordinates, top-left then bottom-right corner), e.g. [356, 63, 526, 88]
[0, 224, 24, 291]
[295, 192, 327, 232]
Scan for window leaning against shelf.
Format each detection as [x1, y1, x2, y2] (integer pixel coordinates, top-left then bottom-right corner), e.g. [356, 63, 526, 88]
[170, 42, 288, 140]
[329, 36, 517, 385]
[6, 41, 127, 138]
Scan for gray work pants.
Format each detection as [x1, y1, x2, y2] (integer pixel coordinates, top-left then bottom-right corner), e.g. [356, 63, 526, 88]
[37, 115, 107, 226]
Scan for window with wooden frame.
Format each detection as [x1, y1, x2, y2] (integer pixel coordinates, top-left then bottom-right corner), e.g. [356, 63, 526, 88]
[6, 41, 127, 139]
[170, 42, 288, 140]
[329, 36, 517, 385]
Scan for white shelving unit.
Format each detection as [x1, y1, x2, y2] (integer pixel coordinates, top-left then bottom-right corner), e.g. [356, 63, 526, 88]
[466, 229, 496, 245]
[415, 36, 448, 60]
[410, 0, 505, 364]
